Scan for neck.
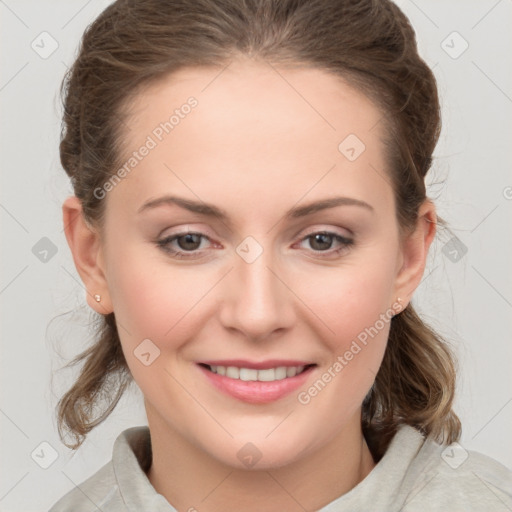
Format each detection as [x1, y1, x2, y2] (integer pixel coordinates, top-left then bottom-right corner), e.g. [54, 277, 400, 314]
[146, 408, 376, 512]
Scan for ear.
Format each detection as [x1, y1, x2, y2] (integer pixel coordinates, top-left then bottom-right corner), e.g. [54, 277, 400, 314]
[393, 199, 437, 308]
[62, 195, 113, 314]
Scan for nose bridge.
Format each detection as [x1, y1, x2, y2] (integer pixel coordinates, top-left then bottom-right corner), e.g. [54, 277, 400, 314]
[220, 236, 293, 340]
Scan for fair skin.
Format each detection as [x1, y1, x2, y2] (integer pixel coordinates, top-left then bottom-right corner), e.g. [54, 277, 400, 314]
[63, 57, 436, 512]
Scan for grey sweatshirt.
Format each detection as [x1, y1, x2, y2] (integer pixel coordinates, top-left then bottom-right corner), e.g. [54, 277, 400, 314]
[48, 424, 512, 511]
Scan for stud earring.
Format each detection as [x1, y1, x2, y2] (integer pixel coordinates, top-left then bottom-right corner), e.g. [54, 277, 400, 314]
[94, 294, 101, 302]
[392, 297, 403, 318]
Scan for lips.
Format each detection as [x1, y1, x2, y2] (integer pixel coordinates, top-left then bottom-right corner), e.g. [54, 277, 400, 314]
[197, 360, 317, 403]
[199, 359, 315, 370]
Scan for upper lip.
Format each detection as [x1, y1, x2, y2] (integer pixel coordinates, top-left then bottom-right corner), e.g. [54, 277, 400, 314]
[198, 359, 316, 370]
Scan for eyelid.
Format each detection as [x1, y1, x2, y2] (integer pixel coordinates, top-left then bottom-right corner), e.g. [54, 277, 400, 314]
[297, 225, 353, 239]
[158, 223, 213, 237]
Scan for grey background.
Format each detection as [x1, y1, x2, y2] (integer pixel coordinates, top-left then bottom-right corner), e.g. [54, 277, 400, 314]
[1, 1, 511, 510]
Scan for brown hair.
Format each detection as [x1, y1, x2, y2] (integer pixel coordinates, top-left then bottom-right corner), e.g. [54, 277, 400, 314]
[57, 0, 461, 455]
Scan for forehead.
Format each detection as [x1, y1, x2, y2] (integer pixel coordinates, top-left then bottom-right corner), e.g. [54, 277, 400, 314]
[106, 58, 392, 221]
[125, 57, 385, 144]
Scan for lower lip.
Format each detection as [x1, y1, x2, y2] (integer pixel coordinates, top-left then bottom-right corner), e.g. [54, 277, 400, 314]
[197, 364, 315, 404]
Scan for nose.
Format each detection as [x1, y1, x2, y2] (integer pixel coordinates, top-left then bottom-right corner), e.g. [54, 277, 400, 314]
[218, 241, 296, 342]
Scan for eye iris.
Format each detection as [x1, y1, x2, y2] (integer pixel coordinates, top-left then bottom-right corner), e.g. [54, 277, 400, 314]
[178, 233, 202, 251]
[310, 233, 332, 251]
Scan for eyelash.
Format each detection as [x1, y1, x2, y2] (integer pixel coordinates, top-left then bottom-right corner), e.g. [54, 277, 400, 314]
[156, 230, 354, 260]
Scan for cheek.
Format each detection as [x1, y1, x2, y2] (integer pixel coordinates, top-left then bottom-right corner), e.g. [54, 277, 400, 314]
[293, 246, 397, 410]
[106, 256, 207, 401]
[304, 258, 397, 350]
[294, 268, 394, 427]
[105, 247, 206, 350]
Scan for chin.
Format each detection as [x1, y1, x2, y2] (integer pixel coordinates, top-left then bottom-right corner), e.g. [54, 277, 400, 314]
[210, 431, 315, 471]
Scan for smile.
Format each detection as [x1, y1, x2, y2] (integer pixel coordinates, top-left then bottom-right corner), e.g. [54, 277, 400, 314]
[197, 361, 317, 403]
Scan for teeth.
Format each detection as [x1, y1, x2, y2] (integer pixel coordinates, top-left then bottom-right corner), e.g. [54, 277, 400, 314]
[257, 368, 276, 382]
[226, 366, 239, 379]
[208, 365, 307, 382]
[286, 366, 297, 377]
[275, 366, 287, 380]
[239, 368, 258, 381]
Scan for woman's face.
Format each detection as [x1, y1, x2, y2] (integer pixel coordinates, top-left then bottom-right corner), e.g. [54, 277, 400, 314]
[89, 58, 426, 468]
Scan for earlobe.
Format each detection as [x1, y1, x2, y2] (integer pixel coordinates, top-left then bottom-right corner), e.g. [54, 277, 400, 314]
[393, 200, 437, 306]
[62, 195, 113, 314]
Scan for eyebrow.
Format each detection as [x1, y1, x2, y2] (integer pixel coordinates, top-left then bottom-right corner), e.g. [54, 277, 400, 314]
[137, 194, 374, 220]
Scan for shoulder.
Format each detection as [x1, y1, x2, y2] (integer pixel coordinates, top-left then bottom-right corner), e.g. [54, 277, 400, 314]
[47, 459, 120, 512]
[397, 428, 512, 511]
[48, 426, 157, 512]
